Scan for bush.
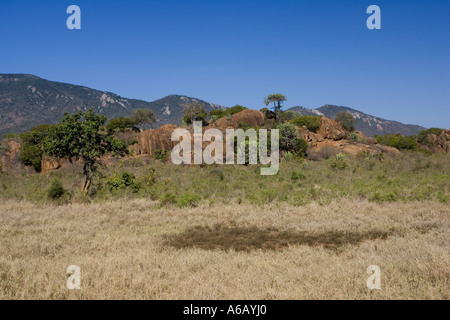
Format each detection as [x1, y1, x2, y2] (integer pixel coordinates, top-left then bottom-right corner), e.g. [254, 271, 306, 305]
[291, 171, 306, 180]
[290, 116, 320, 132]
[350, 132, 360, 142]
[159, 192, 177, 206]
[154, 149, 169, 161]
[107, 171, 139, 192]
[47, 179, 67, 199]
[209, 105, 247, 122]
[20, 144, 43, 172]
[284, 151, 295, 162]
[226, 105, 247, 116]
[106, 117, 138, 133]
[329, 153, 348, 170]
[20, 124, 54, 172]
[139, 167, 157, 187]
[369, 191, 397, 202]
[295, 138, 308, 158]
[280, 110, 301, 123]
[375, 134, 417, 150]
[334, 111, 356, 131]
[177, 192, 201, 208]
[277, 123, 299, 152]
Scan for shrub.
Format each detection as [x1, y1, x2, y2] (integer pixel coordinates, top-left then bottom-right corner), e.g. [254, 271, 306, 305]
[154, 149, 169, 161]
[291, 171, 306, 180]
[375, 134, 417, 150]
[284, 151, 295, 162]
[226, 105, 247, 116]
[263, 118, 277, 129]
[139, 167, 157, 187]
[277, 123, 299, 152]
[159, 192, 177, 206]
[369, 191, 398, 202]
[107, 171, 139, 192]
[182, 103, 208, 125]
[237, 122, 255, 131]
[329, 153, 348, 170]
[47, 179, 67, 200]
[334, 111, 356, 131]
[350, 132, 360, 142]
[177, 192, 201, 208]
[19, 124, 54, 172]
[295, 138, 308, 157]
[290, 116, 320, 132]
[280, 110, 301, 123]
[236, 139, 258, 165]
[20, 144, 43, 172]
[106, 117, 138, 133]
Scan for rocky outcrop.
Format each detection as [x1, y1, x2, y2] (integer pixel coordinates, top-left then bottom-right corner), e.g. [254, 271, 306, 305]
[211, 109, 265, 130]
[308, 140, 401, 158]
[134, 124, 179, 156]
[317, 117, 348, 140]
[296, 126, 324, 144]
[0, 140, 35, 175]
[300, 117, 401, 157]
[420, 130, 450, 154]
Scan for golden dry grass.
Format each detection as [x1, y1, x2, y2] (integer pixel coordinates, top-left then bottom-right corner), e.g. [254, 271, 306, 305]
[0, 199, 448, 299]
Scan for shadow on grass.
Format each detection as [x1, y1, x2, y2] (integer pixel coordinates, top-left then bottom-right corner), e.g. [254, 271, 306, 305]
[164, 224, 397, 252]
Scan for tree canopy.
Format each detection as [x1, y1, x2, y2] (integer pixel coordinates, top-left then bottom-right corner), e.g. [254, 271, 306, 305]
[182, 102, 207, 125]
[130, 108, 156, 131]
[106, 116, 139, 133]
[264, 93, 286, 123]
[334, 111, 356, 131]
[43, 109, 128, 191]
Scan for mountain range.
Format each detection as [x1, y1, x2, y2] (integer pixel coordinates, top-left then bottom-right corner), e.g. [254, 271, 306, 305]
[0, 74, 426, 138]
[0, 74, 224, 137]
[288, 105, 426, 137]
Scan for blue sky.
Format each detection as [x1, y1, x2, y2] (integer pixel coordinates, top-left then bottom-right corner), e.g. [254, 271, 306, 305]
[1, 0, 449, 128]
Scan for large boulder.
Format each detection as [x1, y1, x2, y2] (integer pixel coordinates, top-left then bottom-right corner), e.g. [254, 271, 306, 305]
[211, 109, 265, 130]
[309, 139, 401, 158]
[317, 117, 348, 140]
[0, 140, 35, 175]
[421, 130, 450, 153]
[296, 126, 324, 145]
[135, 124, 178, 156]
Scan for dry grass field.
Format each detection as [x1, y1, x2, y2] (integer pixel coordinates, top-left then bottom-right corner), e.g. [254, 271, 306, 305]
[0, 199, 448, 299]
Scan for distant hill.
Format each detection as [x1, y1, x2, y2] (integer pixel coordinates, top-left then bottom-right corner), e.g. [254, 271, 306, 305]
[0, 74, 427, 138]
[288, 105, 426, 137]
[0, 74, 224, 137]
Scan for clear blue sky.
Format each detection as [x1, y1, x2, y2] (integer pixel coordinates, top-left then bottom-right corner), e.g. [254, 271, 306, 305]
[1, 0, 449, 128]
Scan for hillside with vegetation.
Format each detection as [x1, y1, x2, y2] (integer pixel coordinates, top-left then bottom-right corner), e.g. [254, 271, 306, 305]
[0, 74, 224, 137]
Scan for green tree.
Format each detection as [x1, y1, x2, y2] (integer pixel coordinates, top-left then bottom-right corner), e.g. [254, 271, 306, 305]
[182, 102, 207, 125]
[290, 115, 320, 132]
[375, 134, 418, 150]
[277, 123, 308, 157]
[334, 111, 356, 131]
[19, 124, 54, 172]
[264, 93, 287, 123]
[43, 109, 128, 191]
[280, 110, 302, 123]
[106, 117, 139, 133]
[226, 105, 247, 115]
[130, 108, 156, 131]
